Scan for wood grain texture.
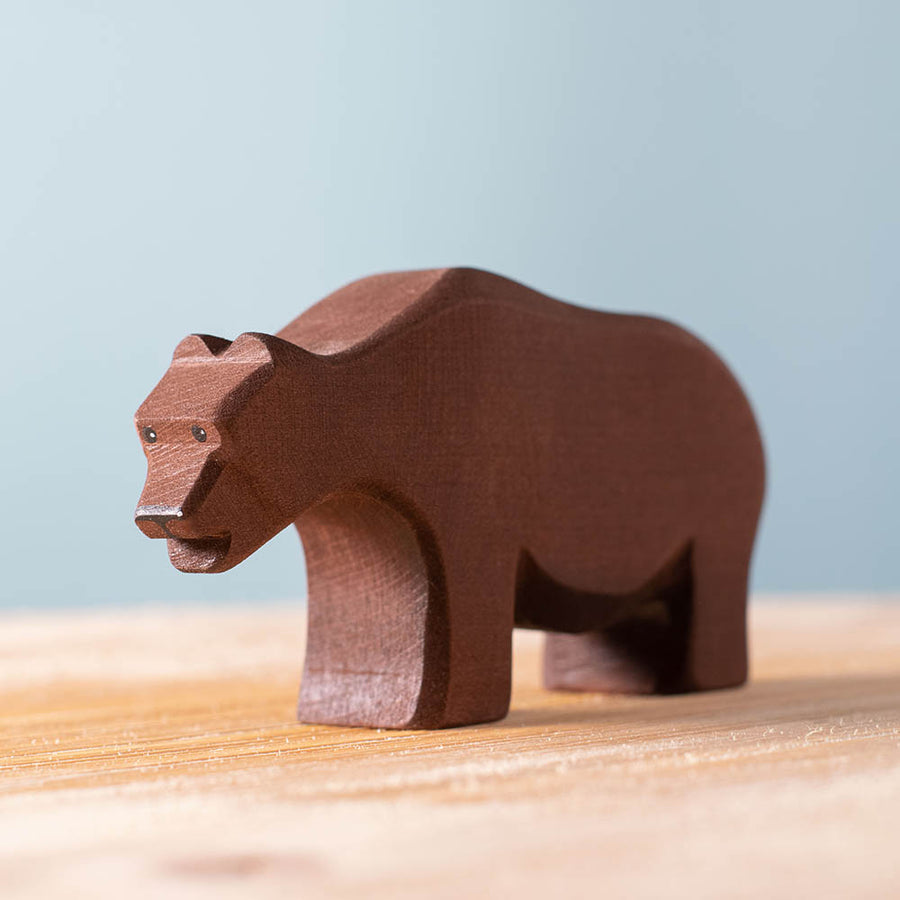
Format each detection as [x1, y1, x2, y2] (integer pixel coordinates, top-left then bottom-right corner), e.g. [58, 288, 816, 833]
[134, 267, 765, 728]
[1, 598, 898, 899]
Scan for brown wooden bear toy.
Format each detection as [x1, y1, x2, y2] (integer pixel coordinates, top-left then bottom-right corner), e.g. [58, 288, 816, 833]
[135, 268, 765, 729]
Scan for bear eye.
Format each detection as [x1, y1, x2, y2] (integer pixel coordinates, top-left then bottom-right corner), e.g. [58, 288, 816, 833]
[142, 426, 157, 443]
[191, 425, 207, 443]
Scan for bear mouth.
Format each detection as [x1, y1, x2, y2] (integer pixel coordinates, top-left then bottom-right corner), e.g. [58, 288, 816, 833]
[166, 533, 232, 573]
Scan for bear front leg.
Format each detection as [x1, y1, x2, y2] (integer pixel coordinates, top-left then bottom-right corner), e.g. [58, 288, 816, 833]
[297, 598, 432, 728]
[426, 544, 516, 728]
[387, 543, 516, 729]
[295, 493, 517, 728]
[295, 492, 438, 729]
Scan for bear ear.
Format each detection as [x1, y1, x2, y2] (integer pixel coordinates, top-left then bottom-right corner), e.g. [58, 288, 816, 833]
[172, 334, 233, 362]
[224, 332, 277, 364]
[225, 332, 319, 368]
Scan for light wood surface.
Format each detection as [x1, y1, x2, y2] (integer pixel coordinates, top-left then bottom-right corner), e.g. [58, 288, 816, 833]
[1, 597, 898, 899]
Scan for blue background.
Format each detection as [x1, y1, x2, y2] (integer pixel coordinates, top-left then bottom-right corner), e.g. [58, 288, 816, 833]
[0, 1, 896, 607]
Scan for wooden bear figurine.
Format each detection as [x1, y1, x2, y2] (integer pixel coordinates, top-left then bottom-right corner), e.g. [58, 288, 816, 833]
[135, 268, 765, 729]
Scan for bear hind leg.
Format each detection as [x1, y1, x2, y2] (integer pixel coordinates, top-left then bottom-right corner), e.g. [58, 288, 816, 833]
[527, 542, 748, 695]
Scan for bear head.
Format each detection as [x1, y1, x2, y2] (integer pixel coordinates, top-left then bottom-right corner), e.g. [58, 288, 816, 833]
[134, 331, 309, 573]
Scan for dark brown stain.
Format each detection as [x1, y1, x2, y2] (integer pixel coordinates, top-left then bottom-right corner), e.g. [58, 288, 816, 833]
[135, 267, 765, 729]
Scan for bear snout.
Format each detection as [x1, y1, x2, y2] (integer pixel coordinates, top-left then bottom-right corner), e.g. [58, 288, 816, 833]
[134, 505, 183, 538]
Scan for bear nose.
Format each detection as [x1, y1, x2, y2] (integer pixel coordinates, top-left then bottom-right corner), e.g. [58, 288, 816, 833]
[134, 505, 183, 538]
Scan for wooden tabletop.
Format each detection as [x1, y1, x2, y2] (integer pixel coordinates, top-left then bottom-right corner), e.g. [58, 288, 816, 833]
[1, 597, 898, 899]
